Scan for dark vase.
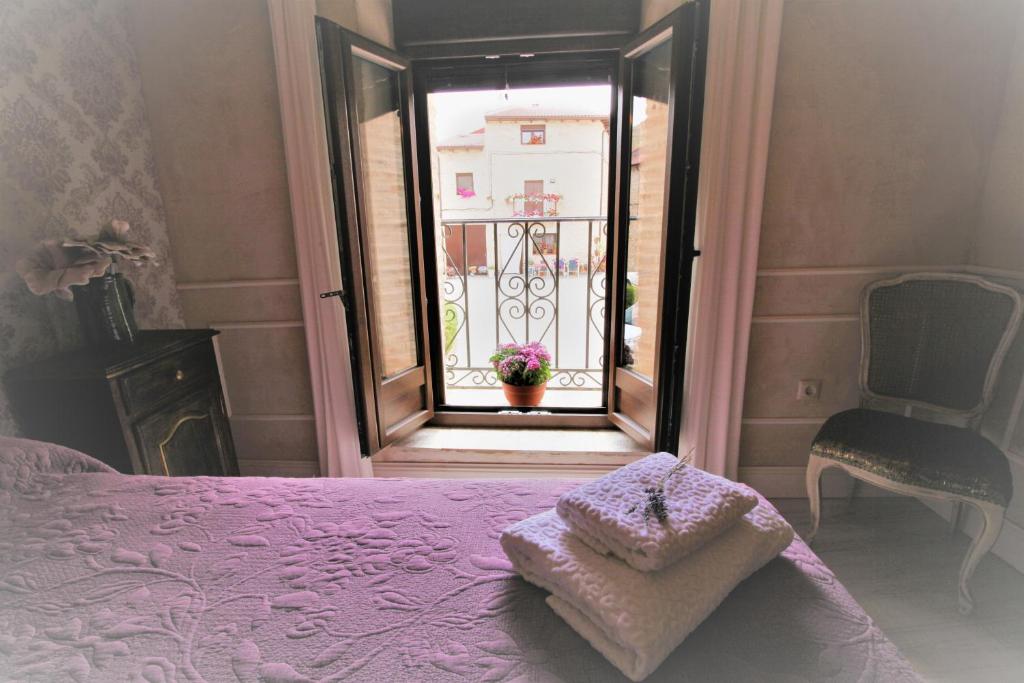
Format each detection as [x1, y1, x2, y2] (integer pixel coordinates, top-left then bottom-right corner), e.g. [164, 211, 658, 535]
[72, 273, 137, 345]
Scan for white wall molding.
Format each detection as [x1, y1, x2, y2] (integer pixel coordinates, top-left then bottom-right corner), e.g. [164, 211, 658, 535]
[966, 265, 1024, 282]
[680, 0, 785, 480]
[742, 416, 826, 425]
[177, 278, 300, 290]
[751, 314, 859, 324]
[238, 458, 321, 477]
[232, 414, 316, 422]
[740, 466, 897, 499]
[213, 320, 305, 330]
[267, 0, 371, 478]
[756, 264, 965, 277]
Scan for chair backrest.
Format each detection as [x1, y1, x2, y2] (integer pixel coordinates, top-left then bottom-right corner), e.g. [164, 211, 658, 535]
[860, 273, 1023, 423]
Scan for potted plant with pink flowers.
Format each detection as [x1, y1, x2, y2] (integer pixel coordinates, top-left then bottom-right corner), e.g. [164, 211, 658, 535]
[489, 341, 552, 407]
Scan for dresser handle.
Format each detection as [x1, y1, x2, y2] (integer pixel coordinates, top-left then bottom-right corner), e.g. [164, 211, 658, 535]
[174, 369, 185, 381]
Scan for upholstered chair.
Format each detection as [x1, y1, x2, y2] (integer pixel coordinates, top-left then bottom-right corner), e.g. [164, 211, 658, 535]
[805, 273, 1023, 614]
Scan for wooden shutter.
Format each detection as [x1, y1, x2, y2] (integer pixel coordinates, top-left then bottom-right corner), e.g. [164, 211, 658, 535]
[317, 19, 434, 455]
[607, 3, 708, 451]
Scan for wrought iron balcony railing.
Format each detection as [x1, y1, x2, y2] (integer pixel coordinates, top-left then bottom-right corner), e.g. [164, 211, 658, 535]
[440, 217, 608, 394]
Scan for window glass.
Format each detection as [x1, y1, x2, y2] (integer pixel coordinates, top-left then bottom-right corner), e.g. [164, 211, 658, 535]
[620, 37, 672, 379]
[352, 54, 419, 378]
[520, 125, 546, 145]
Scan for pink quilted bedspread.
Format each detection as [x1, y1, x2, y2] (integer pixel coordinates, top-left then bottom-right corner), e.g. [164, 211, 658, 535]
[0, 438, 919, 682]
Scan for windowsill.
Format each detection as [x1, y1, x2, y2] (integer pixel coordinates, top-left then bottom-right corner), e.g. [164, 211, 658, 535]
[374, 427, 648, 479]
[396, 426, 642, 452]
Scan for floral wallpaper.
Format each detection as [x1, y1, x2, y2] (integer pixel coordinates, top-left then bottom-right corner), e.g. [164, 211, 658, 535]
[0, 0, 184, 435]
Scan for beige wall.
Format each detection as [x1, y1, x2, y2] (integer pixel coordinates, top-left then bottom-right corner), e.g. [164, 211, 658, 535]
[318, 0, 395, 48]
[641, 0, 1022, 473]
[128, 0, 392, 476]
[742, 0, 1021, 473]
[973, 4, 1024, 526]
[975, 4, 1024, 274]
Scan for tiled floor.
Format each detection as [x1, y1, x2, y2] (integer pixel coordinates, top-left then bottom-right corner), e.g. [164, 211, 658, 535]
[775, 497, 1024, 682]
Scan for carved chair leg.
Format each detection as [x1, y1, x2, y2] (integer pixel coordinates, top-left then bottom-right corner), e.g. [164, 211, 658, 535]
[950, 501, 964, 536]
[957, 501, 1005, 615]
[805, 455, 827, 543]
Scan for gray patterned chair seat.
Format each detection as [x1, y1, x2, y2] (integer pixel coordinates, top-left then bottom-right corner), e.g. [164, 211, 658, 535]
[811, 408, 1013, 507]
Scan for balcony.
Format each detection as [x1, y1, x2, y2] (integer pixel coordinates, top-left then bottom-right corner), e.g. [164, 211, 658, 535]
[504, 193, 562, 218]
[440, 217, 611, 408]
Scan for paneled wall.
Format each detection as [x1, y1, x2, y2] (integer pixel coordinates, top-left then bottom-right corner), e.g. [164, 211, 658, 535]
[126, 0, 394, 477]
[128, 0, 314, 477]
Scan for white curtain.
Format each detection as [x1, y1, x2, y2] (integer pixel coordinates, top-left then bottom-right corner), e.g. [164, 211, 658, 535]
[268, 0, 372, 477]
[679, 0, 784, 480]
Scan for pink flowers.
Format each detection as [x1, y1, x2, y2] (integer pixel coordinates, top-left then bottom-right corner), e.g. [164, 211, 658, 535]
[456, 187, 476, 199]
[489, 341, 552, 387]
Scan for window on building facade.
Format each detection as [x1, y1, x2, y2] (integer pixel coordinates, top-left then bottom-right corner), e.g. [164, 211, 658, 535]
[520, 124, 546, 145]
[455, 172, 475, 197]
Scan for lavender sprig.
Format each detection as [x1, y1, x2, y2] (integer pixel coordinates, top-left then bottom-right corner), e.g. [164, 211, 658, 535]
[626, 449, 695, 525]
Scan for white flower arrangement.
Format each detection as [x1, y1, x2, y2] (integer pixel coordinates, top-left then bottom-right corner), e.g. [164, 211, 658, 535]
[17, 220, 157, 300]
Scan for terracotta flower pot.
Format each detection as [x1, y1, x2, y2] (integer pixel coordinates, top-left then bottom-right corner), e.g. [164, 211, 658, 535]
[501, 381, 546, 407]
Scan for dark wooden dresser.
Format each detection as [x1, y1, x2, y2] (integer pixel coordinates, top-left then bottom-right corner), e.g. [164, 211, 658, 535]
[5, 330, 239, 476]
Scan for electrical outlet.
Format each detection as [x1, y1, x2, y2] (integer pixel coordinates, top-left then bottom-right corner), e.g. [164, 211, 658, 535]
[797, 379, 822, 401]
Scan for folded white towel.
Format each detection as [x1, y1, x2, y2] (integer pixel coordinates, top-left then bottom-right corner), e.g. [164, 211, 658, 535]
[500, 502, 793, 681]
[556, 452, 759, 571]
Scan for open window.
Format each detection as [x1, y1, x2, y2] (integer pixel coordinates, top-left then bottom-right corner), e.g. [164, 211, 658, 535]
[316, 3, 706, 456]
[607, 4, 707, 450]
[317, 21, 434, 455]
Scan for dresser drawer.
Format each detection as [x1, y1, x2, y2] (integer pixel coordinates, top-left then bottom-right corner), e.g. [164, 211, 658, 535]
[118, 341, 218, 416]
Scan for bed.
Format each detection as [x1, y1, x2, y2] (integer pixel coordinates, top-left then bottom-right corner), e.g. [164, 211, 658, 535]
[0, 437, 919, 682]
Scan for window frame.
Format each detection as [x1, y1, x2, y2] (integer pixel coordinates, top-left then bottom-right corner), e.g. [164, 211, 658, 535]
[520, 124, 546, 145]
[455, 172, 475, 195]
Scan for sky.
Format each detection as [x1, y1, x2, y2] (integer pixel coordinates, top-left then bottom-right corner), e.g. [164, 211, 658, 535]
[429, 85, 613, 143]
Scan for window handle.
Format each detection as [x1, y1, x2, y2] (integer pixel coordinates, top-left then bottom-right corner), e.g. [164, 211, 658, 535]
[319, 290, 344, 299]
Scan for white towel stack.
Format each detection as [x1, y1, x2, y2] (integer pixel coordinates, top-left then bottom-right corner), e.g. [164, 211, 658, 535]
[500, 453, 794, 681]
